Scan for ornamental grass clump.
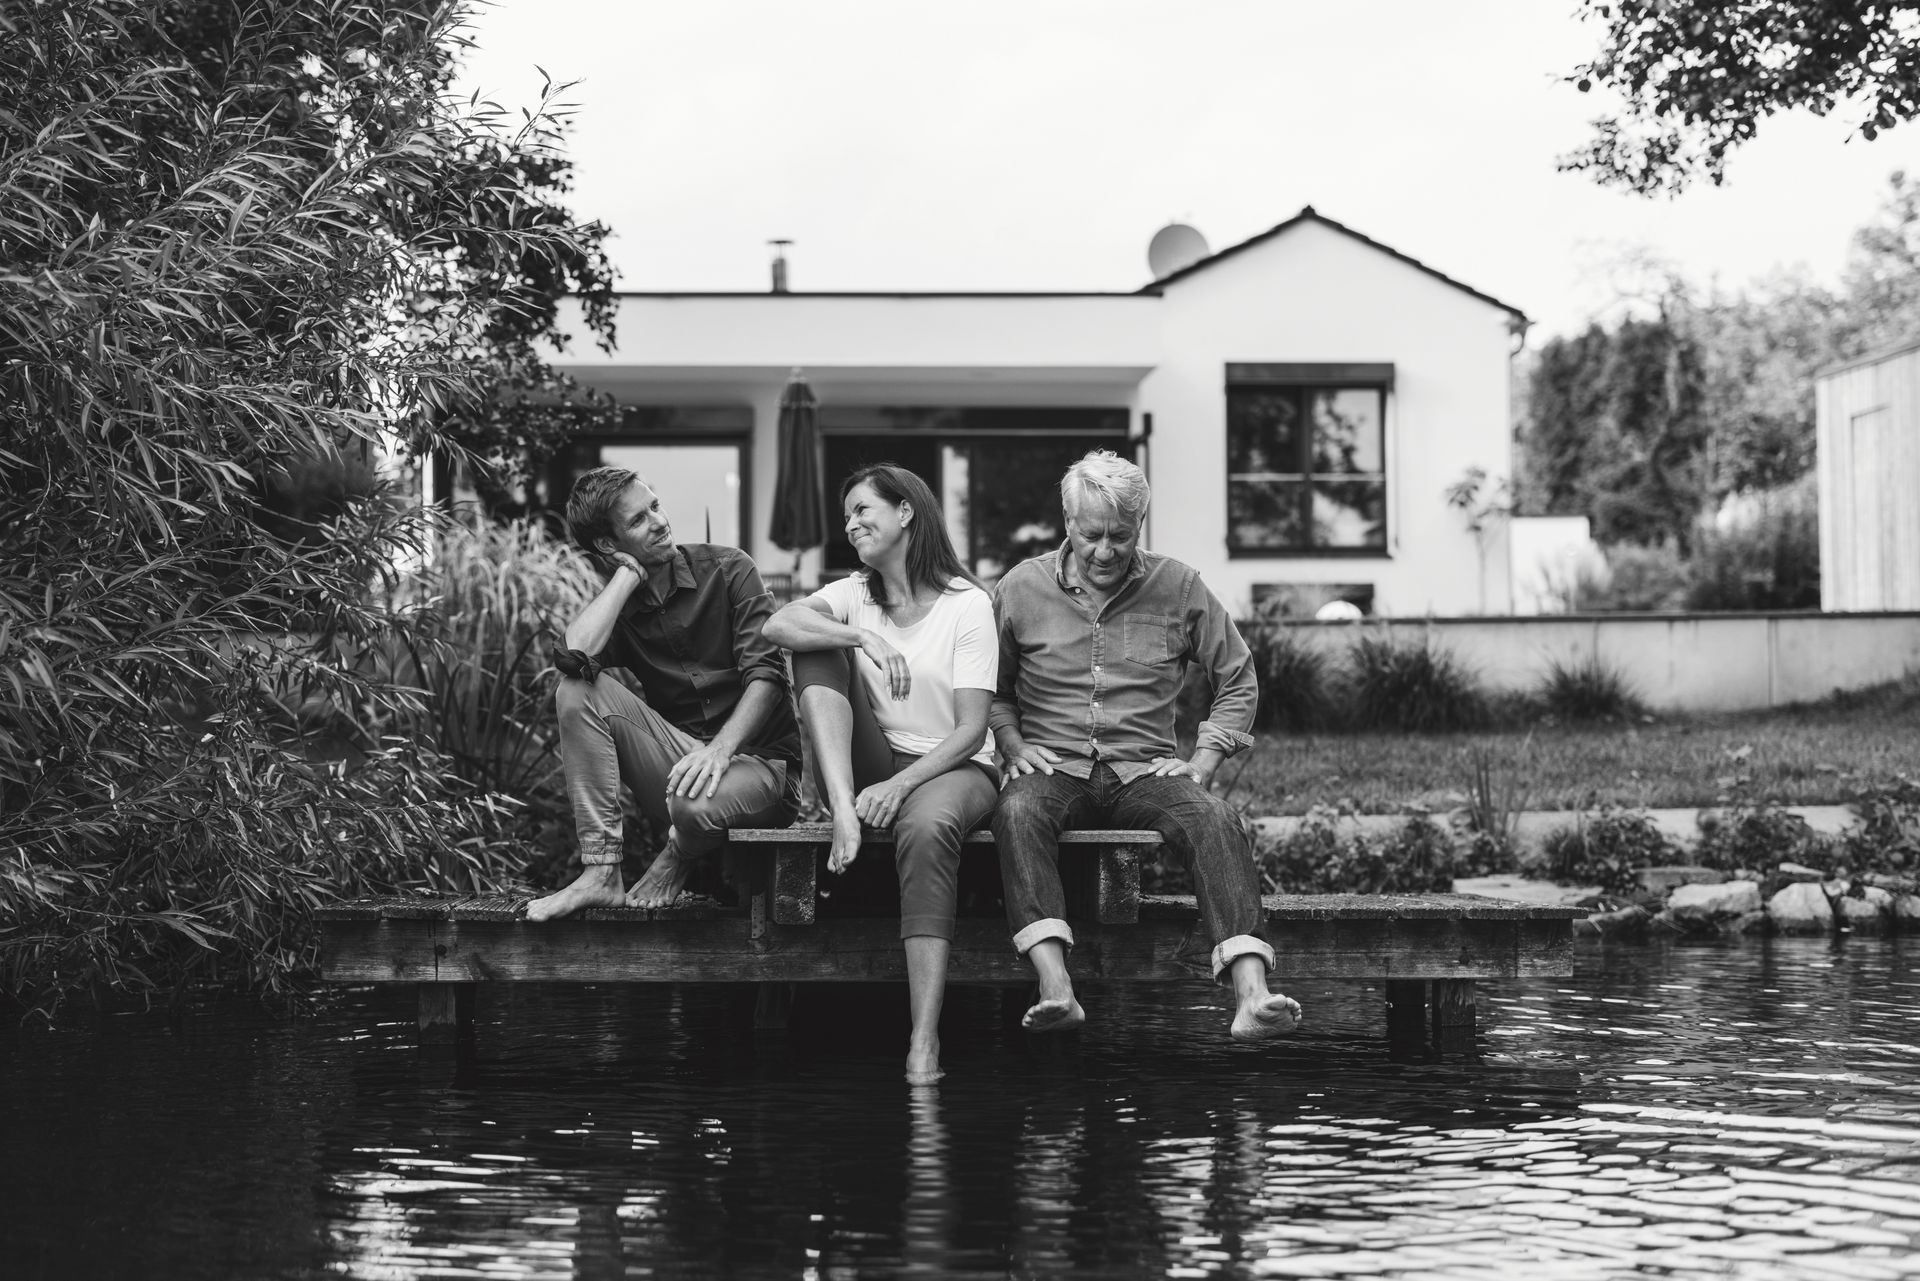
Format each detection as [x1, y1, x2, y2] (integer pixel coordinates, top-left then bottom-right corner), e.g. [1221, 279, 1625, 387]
[1539, 653, 1645, 723]
[1245, 621, 1342, 732]
[0, 1, 611, 1016]
[1346, 633, 1490, 733]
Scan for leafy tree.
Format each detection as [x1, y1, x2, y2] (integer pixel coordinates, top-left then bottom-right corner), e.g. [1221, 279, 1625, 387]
[0, 0, 609, 1015]
[1565, 1, 1920, 194]
[1841, 168, 1920, 354]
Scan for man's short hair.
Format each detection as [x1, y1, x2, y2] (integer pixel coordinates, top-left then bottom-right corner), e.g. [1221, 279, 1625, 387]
[566, 465, 641, 553]
[1060, 450, 1150, 525]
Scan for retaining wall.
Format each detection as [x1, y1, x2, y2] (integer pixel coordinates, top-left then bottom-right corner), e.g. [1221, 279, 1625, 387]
[1268, 612, 1920, 713]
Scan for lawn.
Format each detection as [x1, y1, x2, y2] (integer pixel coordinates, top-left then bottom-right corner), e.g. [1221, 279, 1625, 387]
[1220, 677, 1920, 816]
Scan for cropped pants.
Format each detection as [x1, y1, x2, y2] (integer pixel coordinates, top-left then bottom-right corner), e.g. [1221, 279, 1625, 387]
[792, 649, 999, 940]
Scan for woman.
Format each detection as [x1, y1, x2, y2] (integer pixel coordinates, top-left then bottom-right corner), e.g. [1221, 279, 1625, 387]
[764, 463, 999, 1085]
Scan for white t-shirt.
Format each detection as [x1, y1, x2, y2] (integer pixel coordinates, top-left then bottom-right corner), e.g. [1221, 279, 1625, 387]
[805, 575, 998, 764]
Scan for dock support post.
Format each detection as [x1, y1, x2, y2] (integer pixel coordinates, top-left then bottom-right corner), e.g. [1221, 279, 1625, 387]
[418, 983, 474, 1044]
[1385, 980, 1426, 1056]
[754, 982, 795, 1030]
[1431, 979, 1477, 1059]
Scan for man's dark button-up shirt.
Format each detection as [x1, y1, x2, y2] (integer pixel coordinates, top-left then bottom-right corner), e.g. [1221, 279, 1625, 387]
[583, 544, 801, 765]
[990, 543, 1257, 783]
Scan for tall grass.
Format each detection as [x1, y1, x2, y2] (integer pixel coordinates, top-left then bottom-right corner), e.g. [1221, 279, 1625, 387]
[1539, 653, 1644, 723]
[1346, 633, 1490, 733]
[1245, 623, 1342, 732]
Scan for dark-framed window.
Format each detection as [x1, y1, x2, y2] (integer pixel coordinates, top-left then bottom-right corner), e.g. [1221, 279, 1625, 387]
[547, 406, 753, 548]
[1226, 364, 1390, 556]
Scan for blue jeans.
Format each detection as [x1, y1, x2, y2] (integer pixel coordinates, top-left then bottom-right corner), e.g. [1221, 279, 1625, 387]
[991, 763, 1274, 982]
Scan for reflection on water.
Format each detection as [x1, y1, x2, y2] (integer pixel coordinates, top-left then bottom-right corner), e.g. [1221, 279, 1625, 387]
[3, 938, 1918, 1279]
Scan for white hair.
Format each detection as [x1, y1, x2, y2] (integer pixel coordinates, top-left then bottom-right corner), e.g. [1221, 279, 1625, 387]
[1060, 450, 1150, 524]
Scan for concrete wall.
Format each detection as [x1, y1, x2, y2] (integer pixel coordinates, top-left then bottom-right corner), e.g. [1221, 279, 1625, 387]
[1274, 612, 1920, 712]
[1144, 219, 1518, 618]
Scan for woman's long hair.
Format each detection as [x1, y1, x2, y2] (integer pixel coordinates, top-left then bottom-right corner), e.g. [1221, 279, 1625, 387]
[840, 462, 982, 609]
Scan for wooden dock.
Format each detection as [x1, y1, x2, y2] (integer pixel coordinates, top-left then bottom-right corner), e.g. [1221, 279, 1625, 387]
[317, 825, 1585, 1058]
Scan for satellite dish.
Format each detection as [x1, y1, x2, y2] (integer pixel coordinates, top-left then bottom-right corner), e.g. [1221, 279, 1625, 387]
[1147, 222, 1211, 279]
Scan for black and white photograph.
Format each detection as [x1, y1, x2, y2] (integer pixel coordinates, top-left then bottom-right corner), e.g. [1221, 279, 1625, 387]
[4, 1, 1919, 1277]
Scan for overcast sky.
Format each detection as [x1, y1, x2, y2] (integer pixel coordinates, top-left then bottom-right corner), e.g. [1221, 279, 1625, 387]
[456, 0, 1915, 339]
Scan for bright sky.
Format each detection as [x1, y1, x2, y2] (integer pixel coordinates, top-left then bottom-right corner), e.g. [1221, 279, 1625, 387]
[456, 0, 1916, 340]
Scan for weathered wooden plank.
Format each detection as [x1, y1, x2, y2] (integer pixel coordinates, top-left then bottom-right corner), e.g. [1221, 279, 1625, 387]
[1140, 892, 1586, 922]
[318, 914, 1571, 986]
[728, 825, 1163, 847]
[1431, 978, 1478, 1058]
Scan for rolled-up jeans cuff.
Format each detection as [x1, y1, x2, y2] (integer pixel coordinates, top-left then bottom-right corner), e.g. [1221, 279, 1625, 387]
[1012, 918, 1074, 957]
[578, 839, 624, 867]
[1211, 935, 1275, 983]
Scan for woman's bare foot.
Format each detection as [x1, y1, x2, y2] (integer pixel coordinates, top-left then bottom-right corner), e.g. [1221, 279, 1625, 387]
[626, 840, 695, 909]
[1023, 992, 1086, 1034]
[906, 1035, 944, 1085]
[826, 802, 862, 874]
[1230, 992, 1303, 1044]
[526, 864, 626, 922]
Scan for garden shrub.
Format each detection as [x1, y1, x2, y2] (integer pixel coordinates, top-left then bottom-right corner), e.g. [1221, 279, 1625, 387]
[1538, 653, 1645, 723]
[1533, 806, 1678, 892]
[1587, 543, 1690, 612]
[1843, 775, 1920, 877]
[1695, 803, 1837, 876]
[1684, 496, 1820, 612]
[1346, 633, 1489, 733]
[1245, 620, 1342, 732]
[0, 1, 610, 1016]
[1256, 808, 1454, 895]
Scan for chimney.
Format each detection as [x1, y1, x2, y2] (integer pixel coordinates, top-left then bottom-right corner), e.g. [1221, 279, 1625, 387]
[769, 239, 792, 293]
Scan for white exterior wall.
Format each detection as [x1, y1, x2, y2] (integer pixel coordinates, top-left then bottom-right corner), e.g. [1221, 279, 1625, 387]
[1816, 342, 1920, 610]
[552, 222, 1518, 614]
[1141, 220, 1516, 616]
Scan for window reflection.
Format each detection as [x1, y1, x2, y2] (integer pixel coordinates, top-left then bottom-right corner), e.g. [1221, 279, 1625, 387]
[1227, 385, 1385, 552]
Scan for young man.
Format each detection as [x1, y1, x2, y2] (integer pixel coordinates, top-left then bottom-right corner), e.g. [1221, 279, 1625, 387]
[527, 466, 801, 921]
[989, 450, 1303, 1043]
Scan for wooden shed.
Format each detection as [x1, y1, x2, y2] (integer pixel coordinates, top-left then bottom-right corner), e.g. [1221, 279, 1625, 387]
[1816, 339, 1920, 610]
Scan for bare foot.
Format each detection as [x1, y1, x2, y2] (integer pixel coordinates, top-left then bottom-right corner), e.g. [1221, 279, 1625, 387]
[826, 803, 862, 875]
[906, 1037, 944, 1085]
[626, 839, 695, 910]
[1023, 995, 1086, 1034]
[526, 865, 626, 922]
[1231, 992, 1303, 1044]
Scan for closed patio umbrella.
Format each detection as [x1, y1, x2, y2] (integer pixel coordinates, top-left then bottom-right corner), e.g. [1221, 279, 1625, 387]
[769, 368, 826, 569]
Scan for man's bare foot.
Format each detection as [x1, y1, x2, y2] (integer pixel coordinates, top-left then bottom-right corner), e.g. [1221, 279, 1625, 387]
[826, 803, 862, 874]
[526, 865, 626, 922]
[906, 1036, 943, 1085]
[1231, 992, 1303, 1044]
[1023, 995, 1086, 1033]
[626, 840, 694, 909]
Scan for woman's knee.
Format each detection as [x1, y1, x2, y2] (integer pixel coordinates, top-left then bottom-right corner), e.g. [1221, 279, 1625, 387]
[792, 647, 855, 695]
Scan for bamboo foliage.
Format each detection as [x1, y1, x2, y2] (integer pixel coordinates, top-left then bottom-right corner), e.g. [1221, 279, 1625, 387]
[0, 1, 612, 1015]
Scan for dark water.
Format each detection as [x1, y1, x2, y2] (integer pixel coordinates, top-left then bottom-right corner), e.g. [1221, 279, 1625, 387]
[4, 939, 1919, 1280]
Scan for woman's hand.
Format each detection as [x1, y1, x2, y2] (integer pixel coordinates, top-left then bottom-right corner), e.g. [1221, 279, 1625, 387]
[858, 629, 912, 699]
[853, 777, 916, 829]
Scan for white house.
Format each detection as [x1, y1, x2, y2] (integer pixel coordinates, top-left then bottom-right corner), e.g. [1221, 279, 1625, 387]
[551, 208, 1527, 617]
[1816, 338, 1920, 611]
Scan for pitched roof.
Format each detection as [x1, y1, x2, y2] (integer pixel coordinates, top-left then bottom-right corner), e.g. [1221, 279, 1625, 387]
[1139, 206, 1528, 322]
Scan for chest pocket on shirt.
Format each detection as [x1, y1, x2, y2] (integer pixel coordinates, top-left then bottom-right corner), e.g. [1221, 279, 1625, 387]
[1122, 613, 1183, 666]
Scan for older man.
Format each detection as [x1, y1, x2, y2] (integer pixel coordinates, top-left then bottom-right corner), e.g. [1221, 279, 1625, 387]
[527, 465, 801, 921]
[990, 450, 1302, 1042]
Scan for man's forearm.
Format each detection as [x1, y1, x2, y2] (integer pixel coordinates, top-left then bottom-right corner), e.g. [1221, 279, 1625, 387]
[564, 566, 643, 655]
[709, 678, 783, 755]
[1189, 745, 1228, 784]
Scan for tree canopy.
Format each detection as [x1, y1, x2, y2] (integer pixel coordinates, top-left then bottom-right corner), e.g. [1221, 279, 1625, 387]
[1565, 1, 1920, 193]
